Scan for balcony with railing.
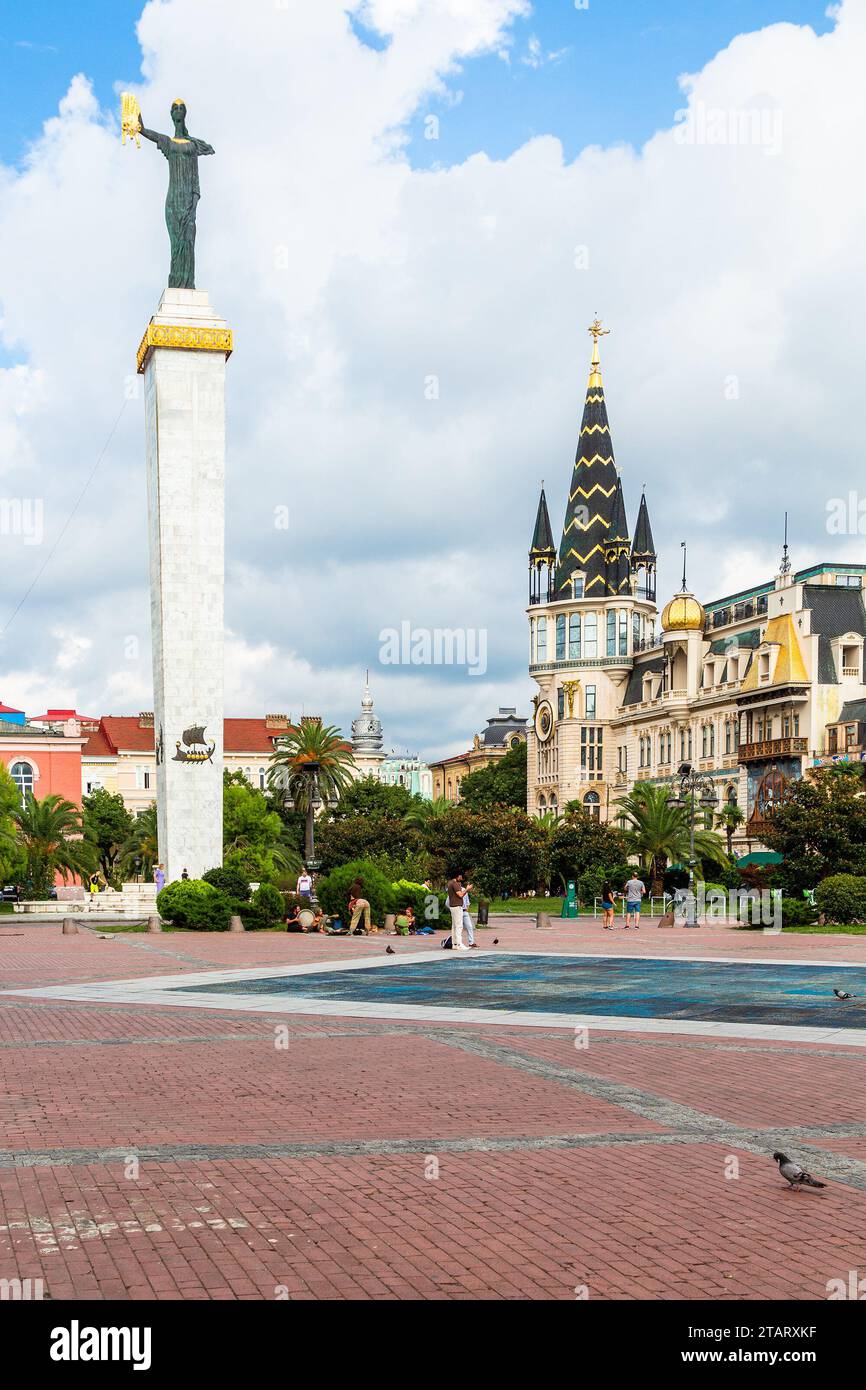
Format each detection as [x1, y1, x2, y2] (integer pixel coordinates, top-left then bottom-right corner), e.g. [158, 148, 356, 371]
[708, 594, 769, 630]
[739, 736, 808, 762]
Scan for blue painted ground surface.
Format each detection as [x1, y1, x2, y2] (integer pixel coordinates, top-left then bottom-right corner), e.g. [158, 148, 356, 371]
[175, 955, 866, 1028]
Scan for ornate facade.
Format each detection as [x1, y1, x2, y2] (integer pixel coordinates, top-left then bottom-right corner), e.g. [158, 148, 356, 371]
[527, 324, 866, 852]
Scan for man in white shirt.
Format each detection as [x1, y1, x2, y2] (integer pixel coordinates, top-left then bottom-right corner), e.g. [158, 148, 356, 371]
[296, 867, 313, 900]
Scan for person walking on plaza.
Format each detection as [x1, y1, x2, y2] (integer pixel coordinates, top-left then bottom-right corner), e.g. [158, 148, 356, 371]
[601, 881, 616, 930]
[296, 866, 313, 901]
[447, 871, 469, 950]
[623, 871, 646, 929]
[461, 871, 477, 948]
[154, 863, 166, 894]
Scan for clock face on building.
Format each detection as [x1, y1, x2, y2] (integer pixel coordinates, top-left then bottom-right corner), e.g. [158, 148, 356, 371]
[535, 700, 554, 743]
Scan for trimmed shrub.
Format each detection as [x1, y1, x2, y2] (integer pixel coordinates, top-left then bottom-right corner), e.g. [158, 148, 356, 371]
[815, 874, 866, 925]
[203, 865, 251, 901]
[249, 882, 285, 926]
[317, 860, 395, 927]
[156, 879, 232, 931]
[780, 897, 819, 929]
[281, 891, 306, 918]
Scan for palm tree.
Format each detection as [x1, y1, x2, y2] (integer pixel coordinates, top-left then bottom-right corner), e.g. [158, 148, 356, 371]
[716, 801, 746, 855]
[117, 804, 159, 881]
[13, 793, 97, 900]
[268, 717, 356, 860]
[615, 781, 727, 894]
[404, 796, 454, 828]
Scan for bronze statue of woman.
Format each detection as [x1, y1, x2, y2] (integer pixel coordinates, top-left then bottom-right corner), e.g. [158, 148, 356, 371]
[138, 101, 214, 290]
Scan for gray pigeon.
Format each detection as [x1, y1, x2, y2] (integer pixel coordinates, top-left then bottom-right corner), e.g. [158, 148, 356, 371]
[834, 988, 855, 1000]
[385, 945, 395, 955]
[773, 1151, 826, 1190]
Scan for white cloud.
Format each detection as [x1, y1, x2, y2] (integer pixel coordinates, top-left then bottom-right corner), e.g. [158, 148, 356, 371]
[0, 0, 864, 756]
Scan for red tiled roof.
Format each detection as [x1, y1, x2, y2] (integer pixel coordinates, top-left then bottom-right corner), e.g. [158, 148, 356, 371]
[82, 717, 288, 758]
[31, 709, 98, 725]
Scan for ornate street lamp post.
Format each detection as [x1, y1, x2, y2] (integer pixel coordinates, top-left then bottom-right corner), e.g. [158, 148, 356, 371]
[281, 762, 339, 907]
[667, 762, 718, 927]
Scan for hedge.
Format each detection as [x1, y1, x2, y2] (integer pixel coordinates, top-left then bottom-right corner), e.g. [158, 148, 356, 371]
[156, 879, 233, 931]
[316, 860, 395, 927]
[815, 874, 866, 925]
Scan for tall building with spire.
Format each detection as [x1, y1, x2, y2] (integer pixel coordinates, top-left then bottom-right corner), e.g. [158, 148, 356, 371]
[527, 320, 658, 819]
[526, 321, 866, 851]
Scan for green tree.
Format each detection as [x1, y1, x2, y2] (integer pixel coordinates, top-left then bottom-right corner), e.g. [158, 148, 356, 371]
[762, 764, 866, 892]
[547, 811, 628, 893]
[615, 781, 727, 894]
[117, 804, 158, 881]
[404, 796, 452, 829]
[13, 794, 97, 900]
[268, 717, 356, 859]
[223, 771, 301, 882]
[315, 814, 425, 874]
[329, 776, 421, 821]
[457, 742, 527, 811]
[424, 806, 546, 899]
[0, 763, 21, 882]
[82, 788, 134, 880]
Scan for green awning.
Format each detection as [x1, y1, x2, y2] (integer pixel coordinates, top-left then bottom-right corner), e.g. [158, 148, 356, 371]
[736, 851, 783, 866]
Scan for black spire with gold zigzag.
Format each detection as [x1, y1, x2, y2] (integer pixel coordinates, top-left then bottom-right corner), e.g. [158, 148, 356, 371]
[554, 319, 631, 598]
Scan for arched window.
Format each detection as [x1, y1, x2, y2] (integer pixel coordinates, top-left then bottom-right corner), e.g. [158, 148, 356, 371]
[537, 795, 547, 814]
[549, 794, 558, 819]
[10, 761, 34, 803]
[258, 768, 266, 790]
[583, 791, 601, 821]
[726, 784, 738, 807]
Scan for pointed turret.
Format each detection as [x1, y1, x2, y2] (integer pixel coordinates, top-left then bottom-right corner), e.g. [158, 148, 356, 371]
[530, 485, 555, 557]
[529, 483, 556, 604]
[555, 319, 631, 597]
[630, 488, 657, 601]
[631, 490, 656, 565]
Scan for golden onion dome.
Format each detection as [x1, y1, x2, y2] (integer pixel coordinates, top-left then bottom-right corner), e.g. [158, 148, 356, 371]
[661, 589, 705, 632]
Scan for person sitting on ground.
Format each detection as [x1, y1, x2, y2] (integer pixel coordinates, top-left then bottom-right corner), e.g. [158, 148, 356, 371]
[394, 905, 415, 936]
[308, 907, 326, 933]
[601, 882, 616, 930]
[285, 903, 307, 933]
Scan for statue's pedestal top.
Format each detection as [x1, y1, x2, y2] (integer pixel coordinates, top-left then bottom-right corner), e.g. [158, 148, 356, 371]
[137, 288, 232, 375]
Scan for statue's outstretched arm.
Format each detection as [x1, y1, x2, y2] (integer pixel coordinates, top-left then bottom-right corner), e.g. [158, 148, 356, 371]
[139, 123, 163, 145]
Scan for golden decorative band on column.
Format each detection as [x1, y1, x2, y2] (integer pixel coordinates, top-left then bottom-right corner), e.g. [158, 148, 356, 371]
[136, 323, 234, 374]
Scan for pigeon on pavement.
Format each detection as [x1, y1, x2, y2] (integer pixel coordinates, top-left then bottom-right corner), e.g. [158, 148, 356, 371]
[834, 988, 855, 999]
[773, 1152, 826, 1190]
[492, 938, 499, 945]
[385, 945, 395, 955]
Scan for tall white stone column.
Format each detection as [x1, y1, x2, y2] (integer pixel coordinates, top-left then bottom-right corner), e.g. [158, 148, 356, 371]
[138, 288, 233, 883]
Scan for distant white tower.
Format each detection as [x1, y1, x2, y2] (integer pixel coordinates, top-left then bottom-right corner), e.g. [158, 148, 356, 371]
[350, 673, 387, 778]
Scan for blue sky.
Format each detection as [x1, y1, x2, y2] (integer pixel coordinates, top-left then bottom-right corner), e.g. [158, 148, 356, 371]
[0, 0, 834, 168]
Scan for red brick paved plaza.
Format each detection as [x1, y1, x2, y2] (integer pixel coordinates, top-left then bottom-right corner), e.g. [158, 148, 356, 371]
[3, 918, 866, 1301]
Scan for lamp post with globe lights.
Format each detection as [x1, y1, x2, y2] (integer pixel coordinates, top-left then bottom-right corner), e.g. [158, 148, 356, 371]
[281, 761, 339, 906]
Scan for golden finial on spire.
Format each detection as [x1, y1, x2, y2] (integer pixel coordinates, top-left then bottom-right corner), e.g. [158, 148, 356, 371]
[587, 315, 609, 388]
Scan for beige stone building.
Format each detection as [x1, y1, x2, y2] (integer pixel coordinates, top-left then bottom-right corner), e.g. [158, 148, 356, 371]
[430, 707, 528, 803]
[527, 324, 866, 854]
